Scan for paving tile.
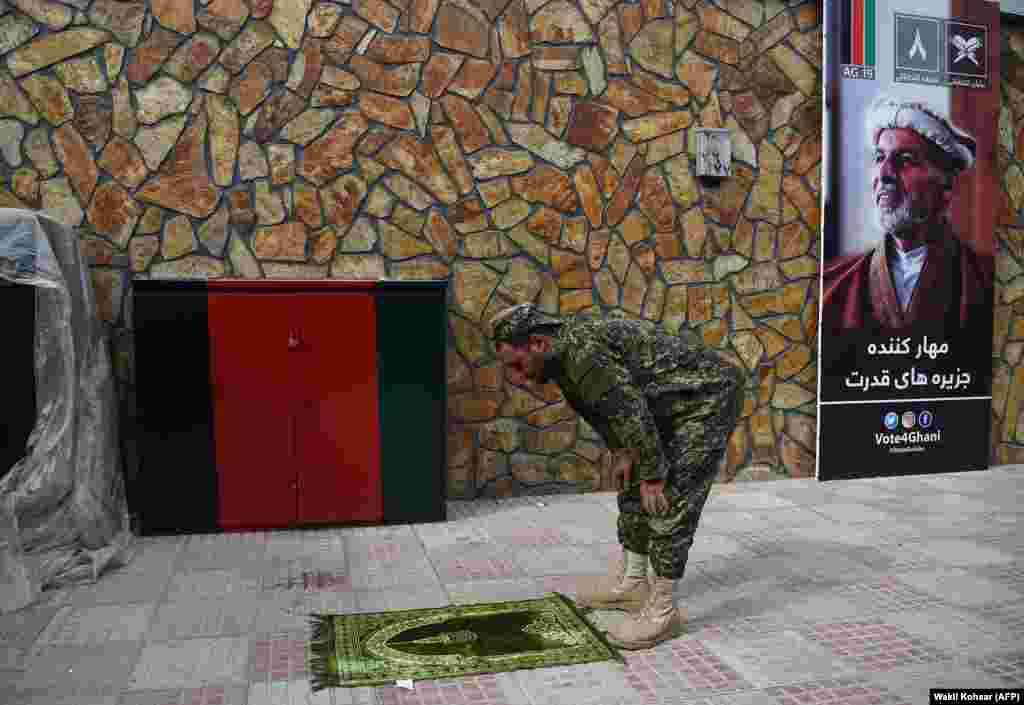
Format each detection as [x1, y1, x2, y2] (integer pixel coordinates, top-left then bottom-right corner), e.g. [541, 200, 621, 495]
[129, 637, 249, 689]
[346, 535, 427, 570]
[889, 567, 1024, 607]
[683, 691, 794, 705]
[431, 545, 525, 582]
[887, 492, 993, 517]
[414, 520, 494, 552]
[485, 522, 574, 548]
[803, 502, 901, 525]
[354, 584, 450, 612]
[801, 620, 953, 673]
[344, 525, 420, 543]
[824, 575, 949, 615]
[1, 691, 120, 705]
[761, 678, 912, 705]
[348, 556, 440, 591]
[0, 644, 26, 669]
[622, 639, 751, 696]
[12, 641, 142, 691]
[819, 481, 914, 503]
[117, 684, 249, 704]
[699, 492, 799, 512]
[686, 533, 756, 564]
[447, 499, 503, 520]
[66, 566, 174, 606]
[0, 606, 59, 646]
[120, 537, 185, 576]
[289, 588, 360, 619]
[175, 533, 269, 571]
[509, 545, 608, 577]
[965, 649, 1024, 684]
[255, 557, 352, 593]
[894, 511, 1013, 540]
[37, 603, 155, 645]
[445, 578, 549, 605]
[758, 489, 840, 509]
[506, 661, 636, 705]
[249, 679, 378, 704]
[248, 632, 307, 682]
[918, 470, 1022, 492]
[864, 660, 1016, 700]
[777, 587, 869, 622]
[680, 576, 813, 634]
[831, 543, 945, 574]
[880, 606, 1019, 658]
[165, 569, 265, 601]
[727, 526, 813, 556]
[769, 549, 883, 585]
[701, 630, 859, 687]
[689, 556, 802, 590]
[896, 538, 1018, 568]
[148, 593, 300, 640]
[374, 672, 531, 705]
[974, 561, 1024, 591]
[263, 531, 348, 562]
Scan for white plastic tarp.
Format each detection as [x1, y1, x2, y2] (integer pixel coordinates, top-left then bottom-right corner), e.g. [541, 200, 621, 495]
[0, 209, 134, 613]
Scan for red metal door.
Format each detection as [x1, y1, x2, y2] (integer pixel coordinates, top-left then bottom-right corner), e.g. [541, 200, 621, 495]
[209, 292, 299, 530]
[292, 292, 383, 523]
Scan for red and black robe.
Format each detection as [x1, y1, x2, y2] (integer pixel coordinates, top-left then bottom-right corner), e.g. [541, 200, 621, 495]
[821, 228, 993, 336]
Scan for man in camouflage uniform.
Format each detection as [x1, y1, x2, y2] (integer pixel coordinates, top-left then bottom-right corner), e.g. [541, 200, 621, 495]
[490, 303, 744, 650]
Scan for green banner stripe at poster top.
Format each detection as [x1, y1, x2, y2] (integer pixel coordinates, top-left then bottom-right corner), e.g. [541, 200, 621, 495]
[864, 0, 875, 66]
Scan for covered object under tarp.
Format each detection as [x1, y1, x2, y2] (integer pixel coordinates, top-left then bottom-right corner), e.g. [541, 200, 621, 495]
[0, 209, 134, 613]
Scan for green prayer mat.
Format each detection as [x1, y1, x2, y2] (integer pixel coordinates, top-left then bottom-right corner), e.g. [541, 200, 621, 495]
[308, 592, 624, 691]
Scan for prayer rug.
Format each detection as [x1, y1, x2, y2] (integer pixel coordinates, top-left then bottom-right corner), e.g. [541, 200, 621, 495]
[308, 592, 624, 690]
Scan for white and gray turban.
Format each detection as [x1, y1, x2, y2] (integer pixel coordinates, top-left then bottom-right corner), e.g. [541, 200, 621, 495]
[866, 96, 976, 173]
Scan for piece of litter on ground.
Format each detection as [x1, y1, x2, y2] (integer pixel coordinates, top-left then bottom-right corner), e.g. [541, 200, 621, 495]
[396, 679, 414, 690]
[536, 502, 546, 507]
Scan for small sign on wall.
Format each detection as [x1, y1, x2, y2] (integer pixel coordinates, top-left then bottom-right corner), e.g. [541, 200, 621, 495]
[694, 128, 731, 178]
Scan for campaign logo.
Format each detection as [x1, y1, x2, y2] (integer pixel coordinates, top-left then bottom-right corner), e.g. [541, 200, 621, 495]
[918, 410, 934, 429]
[883, 412, 899, 430]
[896, 14, 941, 74]
[946, 22, 987, 80]
[901, 411, 917, 429]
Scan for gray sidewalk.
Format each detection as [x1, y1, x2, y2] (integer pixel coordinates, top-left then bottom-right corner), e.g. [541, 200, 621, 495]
[0, 465, 1020, 704]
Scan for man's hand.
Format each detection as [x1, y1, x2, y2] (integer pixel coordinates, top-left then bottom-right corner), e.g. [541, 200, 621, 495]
[612, 451, 633, 491]
[640, 480, 669, 515]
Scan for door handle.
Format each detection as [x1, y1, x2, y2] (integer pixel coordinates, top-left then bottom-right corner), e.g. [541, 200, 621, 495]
[288, 330, 300, 350]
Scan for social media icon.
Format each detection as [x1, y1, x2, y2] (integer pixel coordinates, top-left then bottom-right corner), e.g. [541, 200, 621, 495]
[884, 412, 899, 430]
[918, 410, 933, 429]
[902, 411, 916, 429]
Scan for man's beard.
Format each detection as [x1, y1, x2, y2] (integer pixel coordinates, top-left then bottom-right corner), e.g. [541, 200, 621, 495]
[875, 198, 932, 236]
[876, 203, 924, 235]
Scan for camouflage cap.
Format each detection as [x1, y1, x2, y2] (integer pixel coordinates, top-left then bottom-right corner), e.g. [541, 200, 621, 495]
[490, 303, 563, 344]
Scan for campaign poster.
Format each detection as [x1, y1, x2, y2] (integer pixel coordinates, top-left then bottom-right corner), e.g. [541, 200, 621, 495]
[818, 0, 999, 480]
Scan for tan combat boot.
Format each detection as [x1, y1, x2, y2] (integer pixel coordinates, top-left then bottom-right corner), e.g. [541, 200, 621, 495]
[604, 576, 684, 649]
[574, 549, 650, 613]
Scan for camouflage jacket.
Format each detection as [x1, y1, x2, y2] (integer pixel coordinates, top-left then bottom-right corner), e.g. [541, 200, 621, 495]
[545, 316, 740, 482]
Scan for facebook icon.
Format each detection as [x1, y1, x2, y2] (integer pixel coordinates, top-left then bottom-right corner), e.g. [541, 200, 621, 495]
[918, 410, 934, 429]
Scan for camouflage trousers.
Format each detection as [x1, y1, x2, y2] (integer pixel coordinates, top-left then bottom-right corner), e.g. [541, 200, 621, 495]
[617, 373, 744, 580]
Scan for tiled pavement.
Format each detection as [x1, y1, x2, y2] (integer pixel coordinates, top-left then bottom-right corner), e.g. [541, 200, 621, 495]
[1, 466, 1021, 704]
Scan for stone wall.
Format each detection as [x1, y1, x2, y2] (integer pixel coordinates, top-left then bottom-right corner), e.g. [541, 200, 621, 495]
[0, 0, 826, 499]
[992, 29, 1024, 466]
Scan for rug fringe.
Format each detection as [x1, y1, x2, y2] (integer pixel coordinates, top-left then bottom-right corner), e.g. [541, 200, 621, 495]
[549, 592, 626, 664]
[308, 614, 341, 692]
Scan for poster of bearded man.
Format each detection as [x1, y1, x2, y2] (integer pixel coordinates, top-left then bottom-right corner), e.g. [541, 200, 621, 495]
[817, 0, 998, 481]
